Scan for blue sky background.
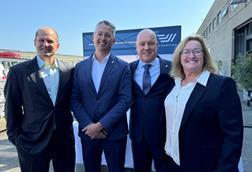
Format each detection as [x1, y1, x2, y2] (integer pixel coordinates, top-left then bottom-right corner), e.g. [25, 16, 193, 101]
[0, 0, 214, 56]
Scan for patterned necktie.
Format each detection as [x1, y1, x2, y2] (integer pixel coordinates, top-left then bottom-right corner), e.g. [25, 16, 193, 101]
[143, 64, 151, 95]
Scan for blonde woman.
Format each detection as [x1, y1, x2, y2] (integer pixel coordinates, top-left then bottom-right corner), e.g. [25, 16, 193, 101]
[164, 35, 243, 172]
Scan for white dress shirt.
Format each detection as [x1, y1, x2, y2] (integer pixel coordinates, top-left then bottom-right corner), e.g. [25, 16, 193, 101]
[164, 70, 210, 165]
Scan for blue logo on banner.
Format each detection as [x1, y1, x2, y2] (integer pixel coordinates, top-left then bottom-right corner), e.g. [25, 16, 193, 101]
[83, 25, 181, 57]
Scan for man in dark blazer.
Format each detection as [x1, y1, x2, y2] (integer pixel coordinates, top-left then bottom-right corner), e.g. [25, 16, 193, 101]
[71, 20, 132, 172]
[130, 29, 174, 172]
[4, 27, 75, 172]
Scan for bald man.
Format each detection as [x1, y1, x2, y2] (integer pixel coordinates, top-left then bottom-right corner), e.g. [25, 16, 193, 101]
[4, 27, 75, 172]
[129, 29, 174, 172]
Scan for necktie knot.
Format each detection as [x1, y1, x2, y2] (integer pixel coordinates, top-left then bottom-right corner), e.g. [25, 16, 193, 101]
[143, 64, 151, 95]
[143, 64, 151, 71]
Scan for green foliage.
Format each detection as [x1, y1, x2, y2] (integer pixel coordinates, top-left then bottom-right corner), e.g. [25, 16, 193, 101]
[232, 54, 252, 90]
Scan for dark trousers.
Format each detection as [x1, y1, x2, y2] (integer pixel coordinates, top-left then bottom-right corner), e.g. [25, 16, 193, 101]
[81, 137, 127, 172]
[17, 132, 75, 172]
[166, 156, 184, 172]
[131, 140, 170, 172]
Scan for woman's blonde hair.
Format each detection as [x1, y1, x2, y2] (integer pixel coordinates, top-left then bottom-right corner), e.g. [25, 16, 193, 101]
[171, 35, 217, 79]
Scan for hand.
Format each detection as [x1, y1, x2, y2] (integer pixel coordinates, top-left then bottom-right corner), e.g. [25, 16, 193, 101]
[82, 122, 107, 139]
[94, 130, 108, 139]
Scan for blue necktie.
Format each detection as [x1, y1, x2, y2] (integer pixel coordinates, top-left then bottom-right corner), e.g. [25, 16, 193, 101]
[143, 64, 151, 95]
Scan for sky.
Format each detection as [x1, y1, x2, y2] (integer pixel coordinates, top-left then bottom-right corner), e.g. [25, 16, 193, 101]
[0, 0, 215, 56]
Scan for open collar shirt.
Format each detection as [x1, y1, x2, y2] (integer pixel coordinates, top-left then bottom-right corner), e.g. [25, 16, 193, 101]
[37, 56, 59, 105]
[91, 53, 110, 93]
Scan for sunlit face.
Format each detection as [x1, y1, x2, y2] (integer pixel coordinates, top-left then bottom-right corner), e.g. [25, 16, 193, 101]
[93, 23, 115, 53]
[136, 31, 157, 63]
[34, 28, 59, 59]
[180, 40, 204, 75]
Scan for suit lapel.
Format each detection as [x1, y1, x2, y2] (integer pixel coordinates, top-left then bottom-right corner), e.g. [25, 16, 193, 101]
[98, 55, 116, 94]
[180, 83, 206, 128]
[131, 60, 145, 95]
[55, 61, 70, 104]
[130, 60, 139, 74]
[151, 58, 170, 89]
[160, 58, 171, 74]
[28, 57, 52, 103]
[141, 58, 171, 93]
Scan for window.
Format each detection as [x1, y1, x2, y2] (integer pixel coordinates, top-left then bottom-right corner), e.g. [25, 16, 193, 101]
[230, 3, 238, 11]
[205, 27, 208, 37]
[202, 31, 206, 38]
[212, 18, 216, 30]
[230, 0, 247, 5]
[234, 21, 252, 59]
[217, 11, 222, 25]
[248, 23, 252, 35]
[221, 5, 229, 20]
[235, 28, 245, 57]
[246, 39, 252, 53]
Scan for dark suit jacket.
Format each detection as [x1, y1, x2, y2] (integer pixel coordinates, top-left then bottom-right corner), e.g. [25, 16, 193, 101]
[4, 57, 74, 155]
[71, 54, 132, 140]
[129, 58, 174, 153]
[177, 73, 243, 172]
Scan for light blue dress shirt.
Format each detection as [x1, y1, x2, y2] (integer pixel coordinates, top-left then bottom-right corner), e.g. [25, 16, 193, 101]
[134, 57, 160, 90]
[37, 56, 59, 105]
[91, 53, 110, 93]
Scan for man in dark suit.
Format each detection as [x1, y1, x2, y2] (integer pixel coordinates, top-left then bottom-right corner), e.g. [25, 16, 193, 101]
[4, 27, 75, 172]
[71, 20, 132, 172]
[129, 29, 174, 172]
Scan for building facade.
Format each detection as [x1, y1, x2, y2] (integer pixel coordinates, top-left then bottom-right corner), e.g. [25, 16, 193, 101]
[197, 0, 252, 76]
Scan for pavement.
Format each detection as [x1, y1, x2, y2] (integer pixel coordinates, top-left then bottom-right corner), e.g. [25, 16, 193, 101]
[241, 98, 252, 172]
[0, 94, 251, 172]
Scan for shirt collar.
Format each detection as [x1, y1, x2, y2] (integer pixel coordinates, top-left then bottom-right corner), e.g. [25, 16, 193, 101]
[92, 53, 110, 64]
[196, 70, 210, 87]
[175, 70, 210, 87]
[36, 55, 58, 69]
[138, 57, 159, 68]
